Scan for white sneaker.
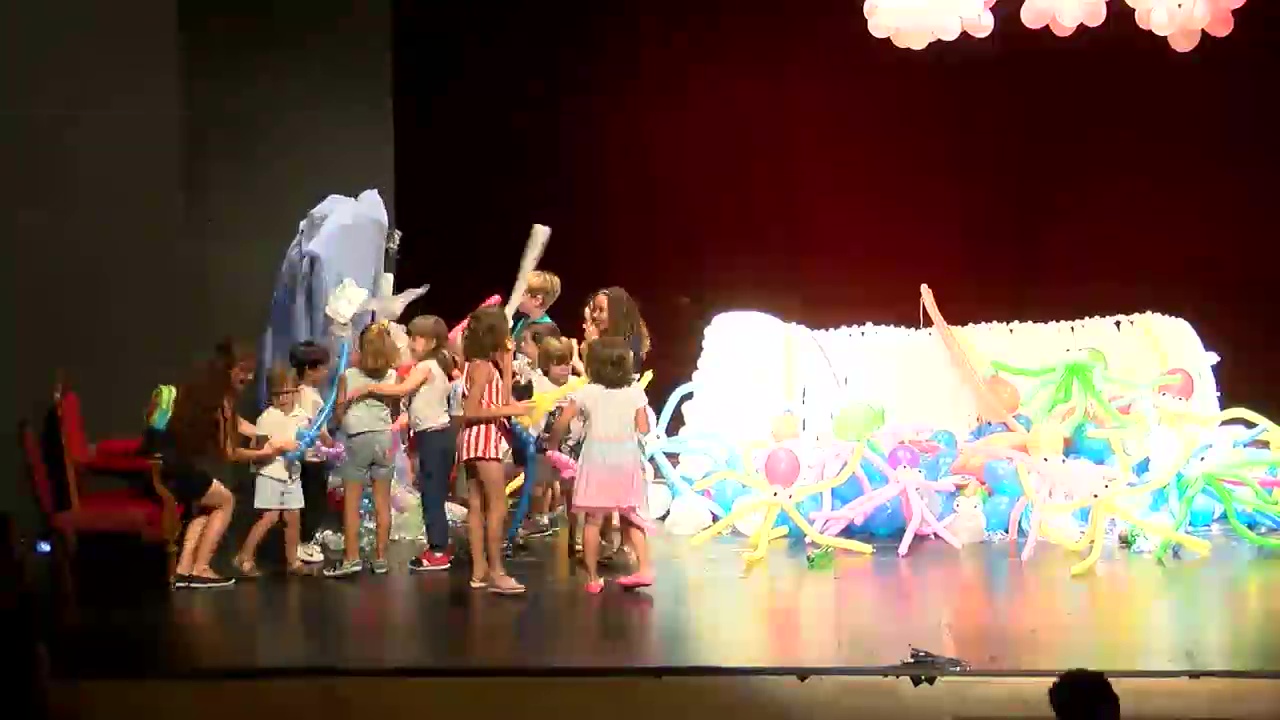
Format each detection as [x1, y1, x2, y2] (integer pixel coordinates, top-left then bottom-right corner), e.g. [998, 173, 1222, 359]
[297, 542, 324, 564]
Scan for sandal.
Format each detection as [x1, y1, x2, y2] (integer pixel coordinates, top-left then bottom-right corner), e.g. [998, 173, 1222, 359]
[584, 578, 604, 595]
[487, 574, 526, 595]
[469, 576, 488, 589]
[616, 572, 654, 589]
[287, 563, 312, 577]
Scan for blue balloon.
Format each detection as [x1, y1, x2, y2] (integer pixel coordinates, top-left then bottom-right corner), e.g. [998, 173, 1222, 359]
[712, 479, 751, 513]
[1068, 421, 1114, 465]
[779, 494, 823, 537]
[983, 494, 1017, 533]
[935, 491, 957, 520]
[831, 474, 866, 507]
[983, 459, 1022, 498]
[1187, 493, 1217, 528]
[861, 497, 906, 538]
[929, 430, 958, 452]
[1011, 414, 1033, 432]
[861, 455, 890, 489]
[1132, 457, 1151, 477]
[923, 448, 959, 482]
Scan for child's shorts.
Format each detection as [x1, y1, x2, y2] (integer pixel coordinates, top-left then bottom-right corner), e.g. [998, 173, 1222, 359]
[337, 431, 396, 483]
[254, 474, 304, 510]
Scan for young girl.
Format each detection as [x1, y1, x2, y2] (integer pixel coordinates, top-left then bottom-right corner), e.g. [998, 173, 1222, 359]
[234, 366, 308, 576]
[348, 315, 456, 572]
[458, 306, 533, 594]
[324, 323, 401, 578]
[289, 340, 332, 564]
[587, 287, 650, 371]
[548, 336, 653, 594]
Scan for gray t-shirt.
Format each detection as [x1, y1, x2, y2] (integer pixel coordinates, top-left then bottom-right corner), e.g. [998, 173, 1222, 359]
[342, 368, 397, 435]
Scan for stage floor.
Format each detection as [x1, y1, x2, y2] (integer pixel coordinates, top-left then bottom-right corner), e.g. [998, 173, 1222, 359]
[50, 529, 1280, 678]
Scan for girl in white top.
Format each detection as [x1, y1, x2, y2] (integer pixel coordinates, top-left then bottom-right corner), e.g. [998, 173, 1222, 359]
[349, 315, 457, 572]
[234, 366, 308, 576]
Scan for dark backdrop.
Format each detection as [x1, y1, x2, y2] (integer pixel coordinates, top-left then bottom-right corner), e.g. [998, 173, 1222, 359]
[6, 0, 394, 523]
[393, 0, 1279, 420]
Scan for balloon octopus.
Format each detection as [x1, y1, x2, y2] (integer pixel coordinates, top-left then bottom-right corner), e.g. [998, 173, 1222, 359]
[810, 444, 963, 557]
[692, 443, 873, 570]
[1154, 434, 1280, 562]
[991, 349, 1160, 435]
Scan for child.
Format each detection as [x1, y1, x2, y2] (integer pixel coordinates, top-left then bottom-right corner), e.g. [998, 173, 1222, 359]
[586, 286, 650, 372]
[324, 322, 401, 578]
[548, 336, 653, 594]
[348, 315, 457, 572]
[512, 321, 562, 402]
[534, 336, 584, 544]
[458, 306, 534, 594]
[234, 366, 308, 576]
[511, 269, 562, 340]
[289, 340, 332, 564]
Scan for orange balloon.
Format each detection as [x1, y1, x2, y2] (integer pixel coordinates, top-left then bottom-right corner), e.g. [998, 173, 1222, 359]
[985, 375, 1021, 417]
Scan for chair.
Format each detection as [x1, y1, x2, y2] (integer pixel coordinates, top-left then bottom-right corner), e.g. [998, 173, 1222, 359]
[52, 378, 154, 510]
[24, 416, 183, 582]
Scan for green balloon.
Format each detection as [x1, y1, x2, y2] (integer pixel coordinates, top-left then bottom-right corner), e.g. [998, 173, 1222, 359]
[1083, 347, 1108, 368]
[832, 403, 884, 442]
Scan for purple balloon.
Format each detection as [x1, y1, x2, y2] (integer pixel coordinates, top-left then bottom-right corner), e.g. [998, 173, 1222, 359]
[885, 444, 921, 470]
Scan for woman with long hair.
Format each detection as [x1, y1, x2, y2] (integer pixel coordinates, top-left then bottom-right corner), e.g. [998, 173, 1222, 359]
[163, 339, 297, 588]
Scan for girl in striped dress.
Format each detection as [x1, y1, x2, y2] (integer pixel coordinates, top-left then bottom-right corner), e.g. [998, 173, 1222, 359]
[458, 306, 533, 594]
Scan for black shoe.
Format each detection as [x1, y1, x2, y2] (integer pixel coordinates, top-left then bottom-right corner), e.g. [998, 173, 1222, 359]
[184, 575, 236, 589]
[172, 574, 191, 589]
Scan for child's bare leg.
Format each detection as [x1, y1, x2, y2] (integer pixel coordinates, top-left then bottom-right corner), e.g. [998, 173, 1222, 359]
[479, 460, 519, 588]
[581, 512, 604, 584]
[622, 516, 653, 576]
[465, 462, 487, 582]
[341, 480, 362, 563]
[237, 511, 279, 569]
[191, 482, 235, 578]
[531, 457, 553, 515]
[372, 478, 391, 562]
[282, 510, 301, 567]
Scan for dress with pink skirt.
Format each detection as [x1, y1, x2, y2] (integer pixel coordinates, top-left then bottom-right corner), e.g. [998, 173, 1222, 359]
[570, 381, 652, 532]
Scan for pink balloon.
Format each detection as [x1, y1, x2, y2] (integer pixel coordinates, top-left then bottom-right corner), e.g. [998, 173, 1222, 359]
[1205, 10, 1235, 38]
[984, 0, 996, 7]
[1049, 16, 1076, 37]
[964, 10, 995, 39]
[885, 444, 922, 470]
[1021, 1, 1053, 29]
[1168, 27, 1202, 52]
[763, 447, 802, 488]
[1135, 8, 1152, 31]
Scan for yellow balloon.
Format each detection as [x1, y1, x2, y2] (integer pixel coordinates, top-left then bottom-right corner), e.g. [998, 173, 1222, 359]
[771, 413, 800, 442]
[1027, 421, 1065, 458]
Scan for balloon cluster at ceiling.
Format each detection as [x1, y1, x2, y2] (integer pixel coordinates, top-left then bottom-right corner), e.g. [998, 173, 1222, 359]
[863, 0, 1246, 52]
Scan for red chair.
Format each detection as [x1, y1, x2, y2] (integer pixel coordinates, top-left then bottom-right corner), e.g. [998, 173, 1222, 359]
[52, 378, 156, 511]
[24, 416, 183, 581]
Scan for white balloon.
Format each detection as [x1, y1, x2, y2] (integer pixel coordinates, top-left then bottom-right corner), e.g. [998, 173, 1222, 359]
[730, 495, 769, 537]
[645, 482, 674, 521]
[664, 494, 713, 536]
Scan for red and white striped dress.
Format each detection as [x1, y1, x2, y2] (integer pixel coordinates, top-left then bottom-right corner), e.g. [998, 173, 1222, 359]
[457, 360, 509, 462]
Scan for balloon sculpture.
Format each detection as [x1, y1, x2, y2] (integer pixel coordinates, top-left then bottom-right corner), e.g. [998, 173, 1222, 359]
[1130, 0, 1245, 53]
[1020, 0, 1108, 37]
[863, 0, 997, 50]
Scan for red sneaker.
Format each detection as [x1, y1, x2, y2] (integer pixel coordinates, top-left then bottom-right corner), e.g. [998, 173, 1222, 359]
[409, 550, 452, 572]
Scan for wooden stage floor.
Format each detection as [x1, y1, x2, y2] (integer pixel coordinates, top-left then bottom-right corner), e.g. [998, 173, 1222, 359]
[48, 529, 1280, 679]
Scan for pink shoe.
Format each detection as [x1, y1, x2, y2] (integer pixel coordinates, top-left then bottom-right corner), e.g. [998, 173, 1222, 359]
[616, 573, 653, 589]
[584, 579, 604, 595]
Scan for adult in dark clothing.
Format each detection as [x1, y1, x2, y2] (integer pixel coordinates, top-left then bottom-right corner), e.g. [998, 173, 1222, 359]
[161, 340, 296, 588]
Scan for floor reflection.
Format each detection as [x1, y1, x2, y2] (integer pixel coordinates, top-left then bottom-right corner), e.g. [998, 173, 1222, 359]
[51, 532, 1280, 676]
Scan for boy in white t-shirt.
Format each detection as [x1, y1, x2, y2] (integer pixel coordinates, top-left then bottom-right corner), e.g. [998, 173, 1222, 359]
[348, 315, 457, 572]
[234, 366, 307, 576]
[289, 341, 333, 564]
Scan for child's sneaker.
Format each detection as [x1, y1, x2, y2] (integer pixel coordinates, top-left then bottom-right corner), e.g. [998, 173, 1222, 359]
[370, 559, 390, 575]
[296, 542, 324, 564]
[409, 550, 452, 572]
[522, 515, 554, 538]
[323, 559, 364, 578]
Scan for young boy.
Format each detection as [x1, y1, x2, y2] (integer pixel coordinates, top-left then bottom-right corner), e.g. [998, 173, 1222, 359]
[289, 340, 332, 564]
[511, 269, 562, 340]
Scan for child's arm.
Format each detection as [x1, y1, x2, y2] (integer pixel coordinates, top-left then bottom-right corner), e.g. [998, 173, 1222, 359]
[237, 416, 258, 438]
[546, 399, 579, 451]
[332, 374, 351, 423]
[634, 406, 651, 436]
[351, 363, 433, 400]
[461, 361, 534, 420]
